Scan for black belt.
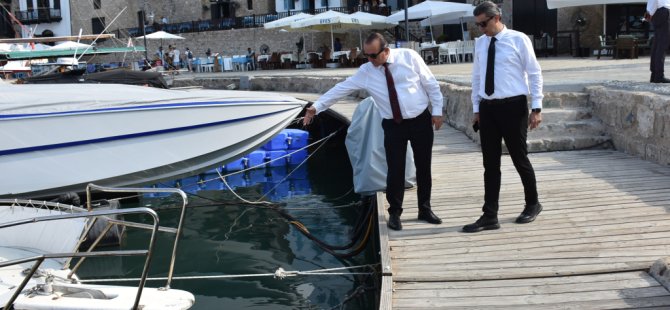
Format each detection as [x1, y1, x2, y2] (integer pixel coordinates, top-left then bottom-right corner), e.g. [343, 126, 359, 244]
[480, 95, 526, 105]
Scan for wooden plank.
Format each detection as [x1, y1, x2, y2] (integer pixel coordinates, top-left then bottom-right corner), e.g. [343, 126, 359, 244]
[393, 271, 652, 289]
[393, 287, 670, 307]
[376, 192, 392, 276]
[395, 278, 660, 298]
[377, 192, 393, 310]
[393, 262, 652, 282]
[394, 296, 670, 309]
[379, 274, 393, 310]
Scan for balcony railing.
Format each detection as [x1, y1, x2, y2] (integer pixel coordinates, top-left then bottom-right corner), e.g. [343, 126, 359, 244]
[15, 8, 62, 24]
[119, 6, 392, 38]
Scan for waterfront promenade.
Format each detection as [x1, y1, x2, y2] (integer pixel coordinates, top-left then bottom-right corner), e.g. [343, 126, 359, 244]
[180, 55, 670, 308]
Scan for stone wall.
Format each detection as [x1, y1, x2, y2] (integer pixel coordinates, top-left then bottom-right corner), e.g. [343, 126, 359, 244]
[588, 86, 670, 166]
[556, 6, 602, 54]
[96, 27, 379, 63]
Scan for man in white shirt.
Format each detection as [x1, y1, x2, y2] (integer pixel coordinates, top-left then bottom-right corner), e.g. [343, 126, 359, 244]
[303, 33, 444, 231]
[463, 1, 543, 233]
[646, 0, 670, 83]
[172, 47, 181, 69]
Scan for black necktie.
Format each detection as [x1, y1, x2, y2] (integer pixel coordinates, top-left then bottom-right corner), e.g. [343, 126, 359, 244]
[383, 63, 402, 124]
[485, 37, 497, 96]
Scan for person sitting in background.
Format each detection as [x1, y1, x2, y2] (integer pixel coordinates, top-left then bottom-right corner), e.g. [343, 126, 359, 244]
[334, 38, 342, 52]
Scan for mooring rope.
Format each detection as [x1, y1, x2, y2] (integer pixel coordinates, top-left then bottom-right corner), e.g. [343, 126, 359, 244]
[77, 264, 378, 283]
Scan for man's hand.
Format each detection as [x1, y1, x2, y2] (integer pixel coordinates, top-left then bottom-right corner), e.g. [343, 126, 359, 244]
[303, 106, 317, 126]
[472, 113, 480, 126]
[645, 12, 652, 22]
[432, 115, 443, 130]
[529, 111, 542, 130]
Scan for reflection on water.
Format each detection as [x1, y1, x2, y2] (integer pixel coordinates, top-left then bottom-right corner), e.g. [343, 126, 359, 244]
[77, 144, 378, 309]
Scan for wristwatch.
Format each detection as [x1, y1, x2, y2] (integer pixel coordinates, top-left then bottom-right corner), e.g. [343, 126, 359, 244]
[531, 108, 542, 113]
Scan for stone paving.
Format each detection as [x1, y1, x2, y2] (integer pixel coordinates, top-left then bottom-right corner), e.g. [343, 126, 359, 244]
[174, 56, 670, 93]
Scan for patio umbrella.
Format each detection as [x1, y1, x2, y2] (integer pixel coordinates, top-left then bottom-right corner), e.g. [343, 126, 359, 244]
[419, 7, 474, 40]
[266, 13, 315, 61]
[264, 12, 313, 30]
[291, 10, 372, 59]
[348, 11, 398, 48]
[387, 1, 475, 42]
[135, 31, 184, 66]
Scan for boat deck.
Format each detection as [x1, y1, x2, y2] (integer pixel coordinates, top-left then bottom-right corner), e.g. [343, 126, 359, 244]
[327, 102, 670, 309]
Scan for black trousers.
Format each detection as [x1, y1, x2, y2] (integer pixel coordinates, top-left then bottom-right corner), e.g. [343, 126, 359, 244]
[651, 8, 670, 79]
[382, 109, 433, 215]
[479, 96, 538, 216]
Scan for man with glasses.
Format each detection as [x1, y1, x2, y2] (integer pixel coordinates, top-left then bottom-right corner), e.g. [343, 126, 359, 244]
[462, 1, 544, 233]
[303, 33, 444, 231]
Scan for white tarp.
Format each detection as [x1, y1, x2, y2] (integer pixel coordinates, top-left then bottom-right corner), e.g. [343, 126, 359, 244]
[345, 97, 416, 195]
[0, 83, 301, 115]
[0, 207, 87, 264]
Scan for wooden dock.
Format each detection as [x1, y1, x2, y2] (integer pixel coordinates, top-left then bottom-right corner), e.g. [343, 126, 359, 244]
[326, 102, 670, 309]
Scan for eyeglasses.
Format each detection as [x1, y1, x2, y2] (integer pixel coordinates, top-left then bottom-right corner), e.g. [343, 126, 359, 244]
[363, 47, 386, 59]
[475, 16, 495, 28]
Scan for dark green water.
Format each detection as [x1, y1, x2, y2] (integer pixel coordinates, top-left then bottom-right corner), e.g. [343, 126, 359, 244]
[78, 142, 379, 309]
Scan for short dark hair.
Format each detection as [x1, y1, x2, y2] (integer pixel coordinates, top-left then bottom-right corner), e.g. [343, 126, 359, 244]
[473, 1, 501, 17]
[364, 32, 388, 49]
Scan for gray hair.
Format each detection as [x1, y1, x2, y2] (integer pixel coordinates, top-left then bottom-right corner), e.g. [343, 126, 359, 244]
[473, 1, 501, 17]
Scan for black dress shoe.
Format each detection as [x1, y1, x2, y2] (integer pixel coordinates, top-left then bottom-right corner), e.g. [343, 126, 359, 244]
[418, 209, 442, 224]
[515, 203, 543, 224]
[387, 213, 402, 231]
[652, 77, 670, 83]
[462, 215, 500, 233]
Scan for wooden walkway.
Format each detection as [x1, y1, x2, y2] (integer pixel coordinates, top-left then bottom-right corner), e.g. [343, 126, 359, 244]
[326, 102, 670, 309]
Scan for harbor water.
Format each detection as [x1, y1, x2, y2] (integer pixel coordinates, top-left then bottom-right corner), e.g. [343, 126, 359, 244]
[77, 131, 379, 309]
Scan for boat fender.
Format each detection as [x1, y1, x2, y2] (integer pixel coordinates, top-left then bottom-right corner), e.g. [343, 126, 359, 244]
[50, 191, 81, 206]
[79, 200, 124, 249]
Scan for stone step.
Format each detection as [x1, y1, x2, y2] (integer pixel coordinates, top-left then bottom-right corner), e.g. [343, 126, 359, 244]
[529, 119, 607, 139]
[527, 135, 613, 153]
[540, 108, 593, 123]
[542, 92, 591, 109]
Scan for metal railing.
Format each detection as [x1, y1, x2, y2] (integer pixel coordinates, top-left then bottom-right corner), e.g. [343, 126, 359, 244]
[14, 7, 62, 24]
[0, 207, 159, 310]
[0, 183, 190, 310]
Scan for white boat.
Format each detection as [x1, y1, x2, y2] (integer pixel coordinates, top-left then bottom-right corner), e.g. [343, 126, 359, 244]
[0, 185, 195, 310]
[0, 83, 306, 197]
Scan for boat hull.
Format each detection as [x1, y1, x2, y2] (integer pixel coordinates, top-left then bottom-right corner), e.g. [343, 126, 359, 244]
[0, 84, 306, 197]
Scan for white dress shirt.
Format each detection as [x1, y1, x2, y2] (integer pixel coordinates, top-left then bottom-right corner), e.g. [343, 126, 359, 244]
[648, 0, 670, 15]
[313, 48, 443, 118]
[471, 26, 543, 113]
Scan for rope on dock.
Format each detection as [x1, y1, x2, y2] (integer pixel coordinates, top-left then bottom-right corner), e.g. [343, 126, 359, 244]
[77, 264, 378, 283]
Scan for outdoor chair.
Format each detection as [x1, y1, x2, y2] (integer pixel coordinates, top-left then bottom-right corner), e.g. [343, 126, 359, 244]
[597, 35, 614, 59]
[615, 35, 638, 59]
[267, 52, 281, 70]
[462, 40, 474, 62]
